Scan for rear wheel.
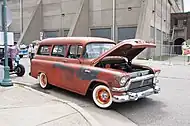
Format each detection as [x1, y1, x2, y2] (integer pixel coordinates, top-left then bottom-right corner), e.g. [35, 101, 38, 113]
[15, 64, 25, 77]
[39, 73, 50, 89]
[92, 85, 113, 109]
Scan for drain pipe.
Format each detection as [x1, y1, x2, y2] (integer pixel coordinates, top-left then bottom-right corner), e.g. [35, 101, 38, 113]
[112, 0, 116, 42]
[19, 0, 23, 33]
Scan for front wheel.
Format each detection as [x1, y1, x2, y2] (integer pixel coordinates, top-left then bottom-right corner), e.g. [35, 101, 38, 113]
[92, 85, 113, 109]
[15, 64, 25, 77]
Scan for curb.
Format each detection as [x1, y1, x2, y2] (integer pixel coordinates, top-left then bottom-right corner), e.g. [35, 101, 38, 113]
[13, 81, 101, 126]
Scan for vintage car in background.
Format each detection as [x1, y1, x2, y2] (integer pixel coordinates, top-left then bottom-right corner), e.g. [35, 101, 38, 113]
[30, 37, 161, 109]
[19, 44, 28, 58]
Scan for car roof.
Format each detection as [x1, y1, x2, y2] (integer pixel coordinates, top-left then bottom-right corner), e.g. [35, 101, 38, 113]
[40, 37, 116, 45]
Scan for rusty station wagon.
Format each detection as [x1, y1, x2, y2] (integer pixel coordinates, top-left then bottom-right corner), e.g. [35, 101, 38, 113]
[30, 37, 161, 109]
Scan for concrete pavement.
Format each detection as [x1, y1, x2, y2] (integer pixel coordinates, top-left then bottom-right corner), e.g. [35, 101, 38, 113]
[9, 58, 138, 126]
[0, 84, 101, 126]
[10, 57, 190, 126]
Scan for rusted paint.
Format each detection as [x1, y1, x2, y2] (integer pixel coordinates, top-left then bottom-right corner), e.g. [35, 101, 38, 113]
[53, 63, 100, 81]
[76, 67, 100, 80]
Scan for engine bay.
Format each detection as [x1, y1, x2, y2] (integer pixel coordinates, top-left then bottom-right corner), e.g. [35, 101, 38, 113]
[96, 56, 153, 74]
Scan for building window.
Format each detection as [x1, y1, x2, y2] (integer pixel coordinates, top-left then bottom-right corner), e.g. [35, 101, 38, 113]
[183, 20, 187, 26]
[64, 29, 69, 37]
[44, 31, 59, 38]
[174, 18, 178, 26]
[91, 28, 111, 39]
[52, 45, 67, 57]
[118, 27, 137, 41]
[14, 32, 20, 42]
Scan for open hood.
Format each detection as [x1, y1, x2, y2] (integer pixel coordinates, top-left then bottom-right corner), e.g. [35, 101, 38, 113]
[92, 39, 156, 65]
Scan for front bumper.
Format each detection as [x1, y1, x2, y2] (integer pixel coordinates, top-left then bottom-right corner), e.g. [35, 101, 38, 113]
[113, 85, 160, 103]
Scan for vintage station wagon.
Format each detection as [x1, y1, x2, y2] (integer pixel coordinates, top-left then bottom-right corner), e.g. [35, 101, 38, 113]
[30, 37, 161, 109]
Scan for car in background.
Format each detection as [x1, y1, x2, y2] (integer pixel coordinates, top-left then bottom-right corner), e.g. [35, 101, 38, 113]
[19, 44, 28, 58]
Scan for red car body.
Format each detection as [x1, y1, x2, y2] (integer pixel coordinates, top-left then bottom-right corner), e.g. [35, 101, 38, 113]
[30, 37, 161, 109]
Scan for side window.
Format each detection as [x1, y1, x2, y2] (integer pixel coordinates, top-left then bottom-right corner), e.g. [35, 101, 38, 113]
[37, 45, 51, 55]
[68, 45, 83, 59]
[52, 45, 66, 57]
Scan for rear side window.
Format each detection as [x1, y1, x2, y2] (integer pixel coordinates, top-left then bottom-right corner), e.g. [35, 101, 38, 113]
[52, 45, 67, 57]
[68, 45, 83, 59]
[37, 45, 51, 55]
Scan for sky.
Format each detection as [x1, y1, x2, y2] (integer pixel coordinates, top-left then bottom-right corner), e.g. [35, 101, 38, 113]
[184, 0, 190, 12]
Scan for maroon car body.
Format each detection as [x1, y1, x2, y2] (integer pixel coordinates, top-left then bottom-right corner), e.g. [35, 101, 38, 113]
[30, 37, 161, 109]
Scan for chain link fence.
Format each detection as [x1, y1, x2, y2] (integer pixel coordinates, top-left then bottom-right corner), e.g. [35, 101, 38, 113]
[138, 44, 190, 65]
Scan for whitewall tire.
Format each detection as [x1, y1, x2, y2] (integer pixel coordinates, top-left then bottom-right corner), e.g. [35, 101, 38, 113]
[39, 73, 49, 89]
[92, 85, 113, 109]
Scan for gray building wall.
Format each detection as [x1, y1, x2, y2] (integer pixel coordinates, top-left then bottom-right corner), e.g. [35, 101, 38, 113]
[7, 0, 184, 57]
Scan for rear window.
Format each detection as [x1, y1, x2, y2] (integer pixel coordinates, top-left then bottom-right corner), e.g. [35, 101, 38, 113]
[37, 45, 51, 55]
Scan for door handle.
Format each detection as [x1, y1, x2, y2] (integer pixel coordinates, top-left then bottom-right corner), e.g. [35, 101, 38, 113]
[63, 59, 67, 62]
[84, 69, 91, 73]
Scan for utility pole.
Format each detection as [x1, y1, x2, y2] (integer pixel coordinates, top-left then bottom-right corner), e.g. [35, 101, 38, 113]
[160, 0, 163, 61]
[0, 0, 12, 86]
[112, 0, 116, 41]
[20, 0, 23, 33]
[153, 0, 156, 59]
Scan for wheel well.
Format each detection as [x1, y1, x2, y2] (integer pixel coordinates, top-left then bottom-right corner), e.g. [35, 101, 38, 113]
[86, 81, 107, 95]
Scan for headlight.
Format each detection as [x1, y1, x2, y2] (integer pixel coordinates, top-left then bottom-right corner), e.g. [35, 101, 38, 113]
[154, 71, 160, 77]
[153, 71, 160, 83]
[120, 76, 129, 87]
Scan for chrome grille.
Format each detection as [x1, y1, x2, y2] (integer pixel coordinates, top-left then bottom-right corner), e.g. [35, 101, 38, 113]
[129, 86, 152, 93]
[128, 78, 153, 90]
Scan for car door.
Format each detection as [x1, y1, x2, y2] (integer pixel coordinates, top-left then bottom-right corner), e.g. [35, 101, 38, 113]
[63, 44, 84, 92]
[51, 44, 84, 92]
[50, 45, 72, 89]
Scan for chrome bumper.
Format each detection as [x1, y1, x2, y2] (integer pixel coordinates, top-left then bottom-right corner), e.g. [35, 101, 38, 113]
[113, 85, 160, 103]
[112, 74, 156, 92]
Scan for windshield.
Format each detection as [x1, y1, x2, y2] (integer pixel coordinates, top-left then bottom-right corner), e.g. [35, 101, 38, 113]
[83, 43, 115, 59]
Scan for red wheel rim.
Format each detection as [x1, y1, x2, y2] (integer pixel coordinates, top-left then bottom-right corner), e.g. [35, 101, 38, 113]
[96, 88, 110, 104]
